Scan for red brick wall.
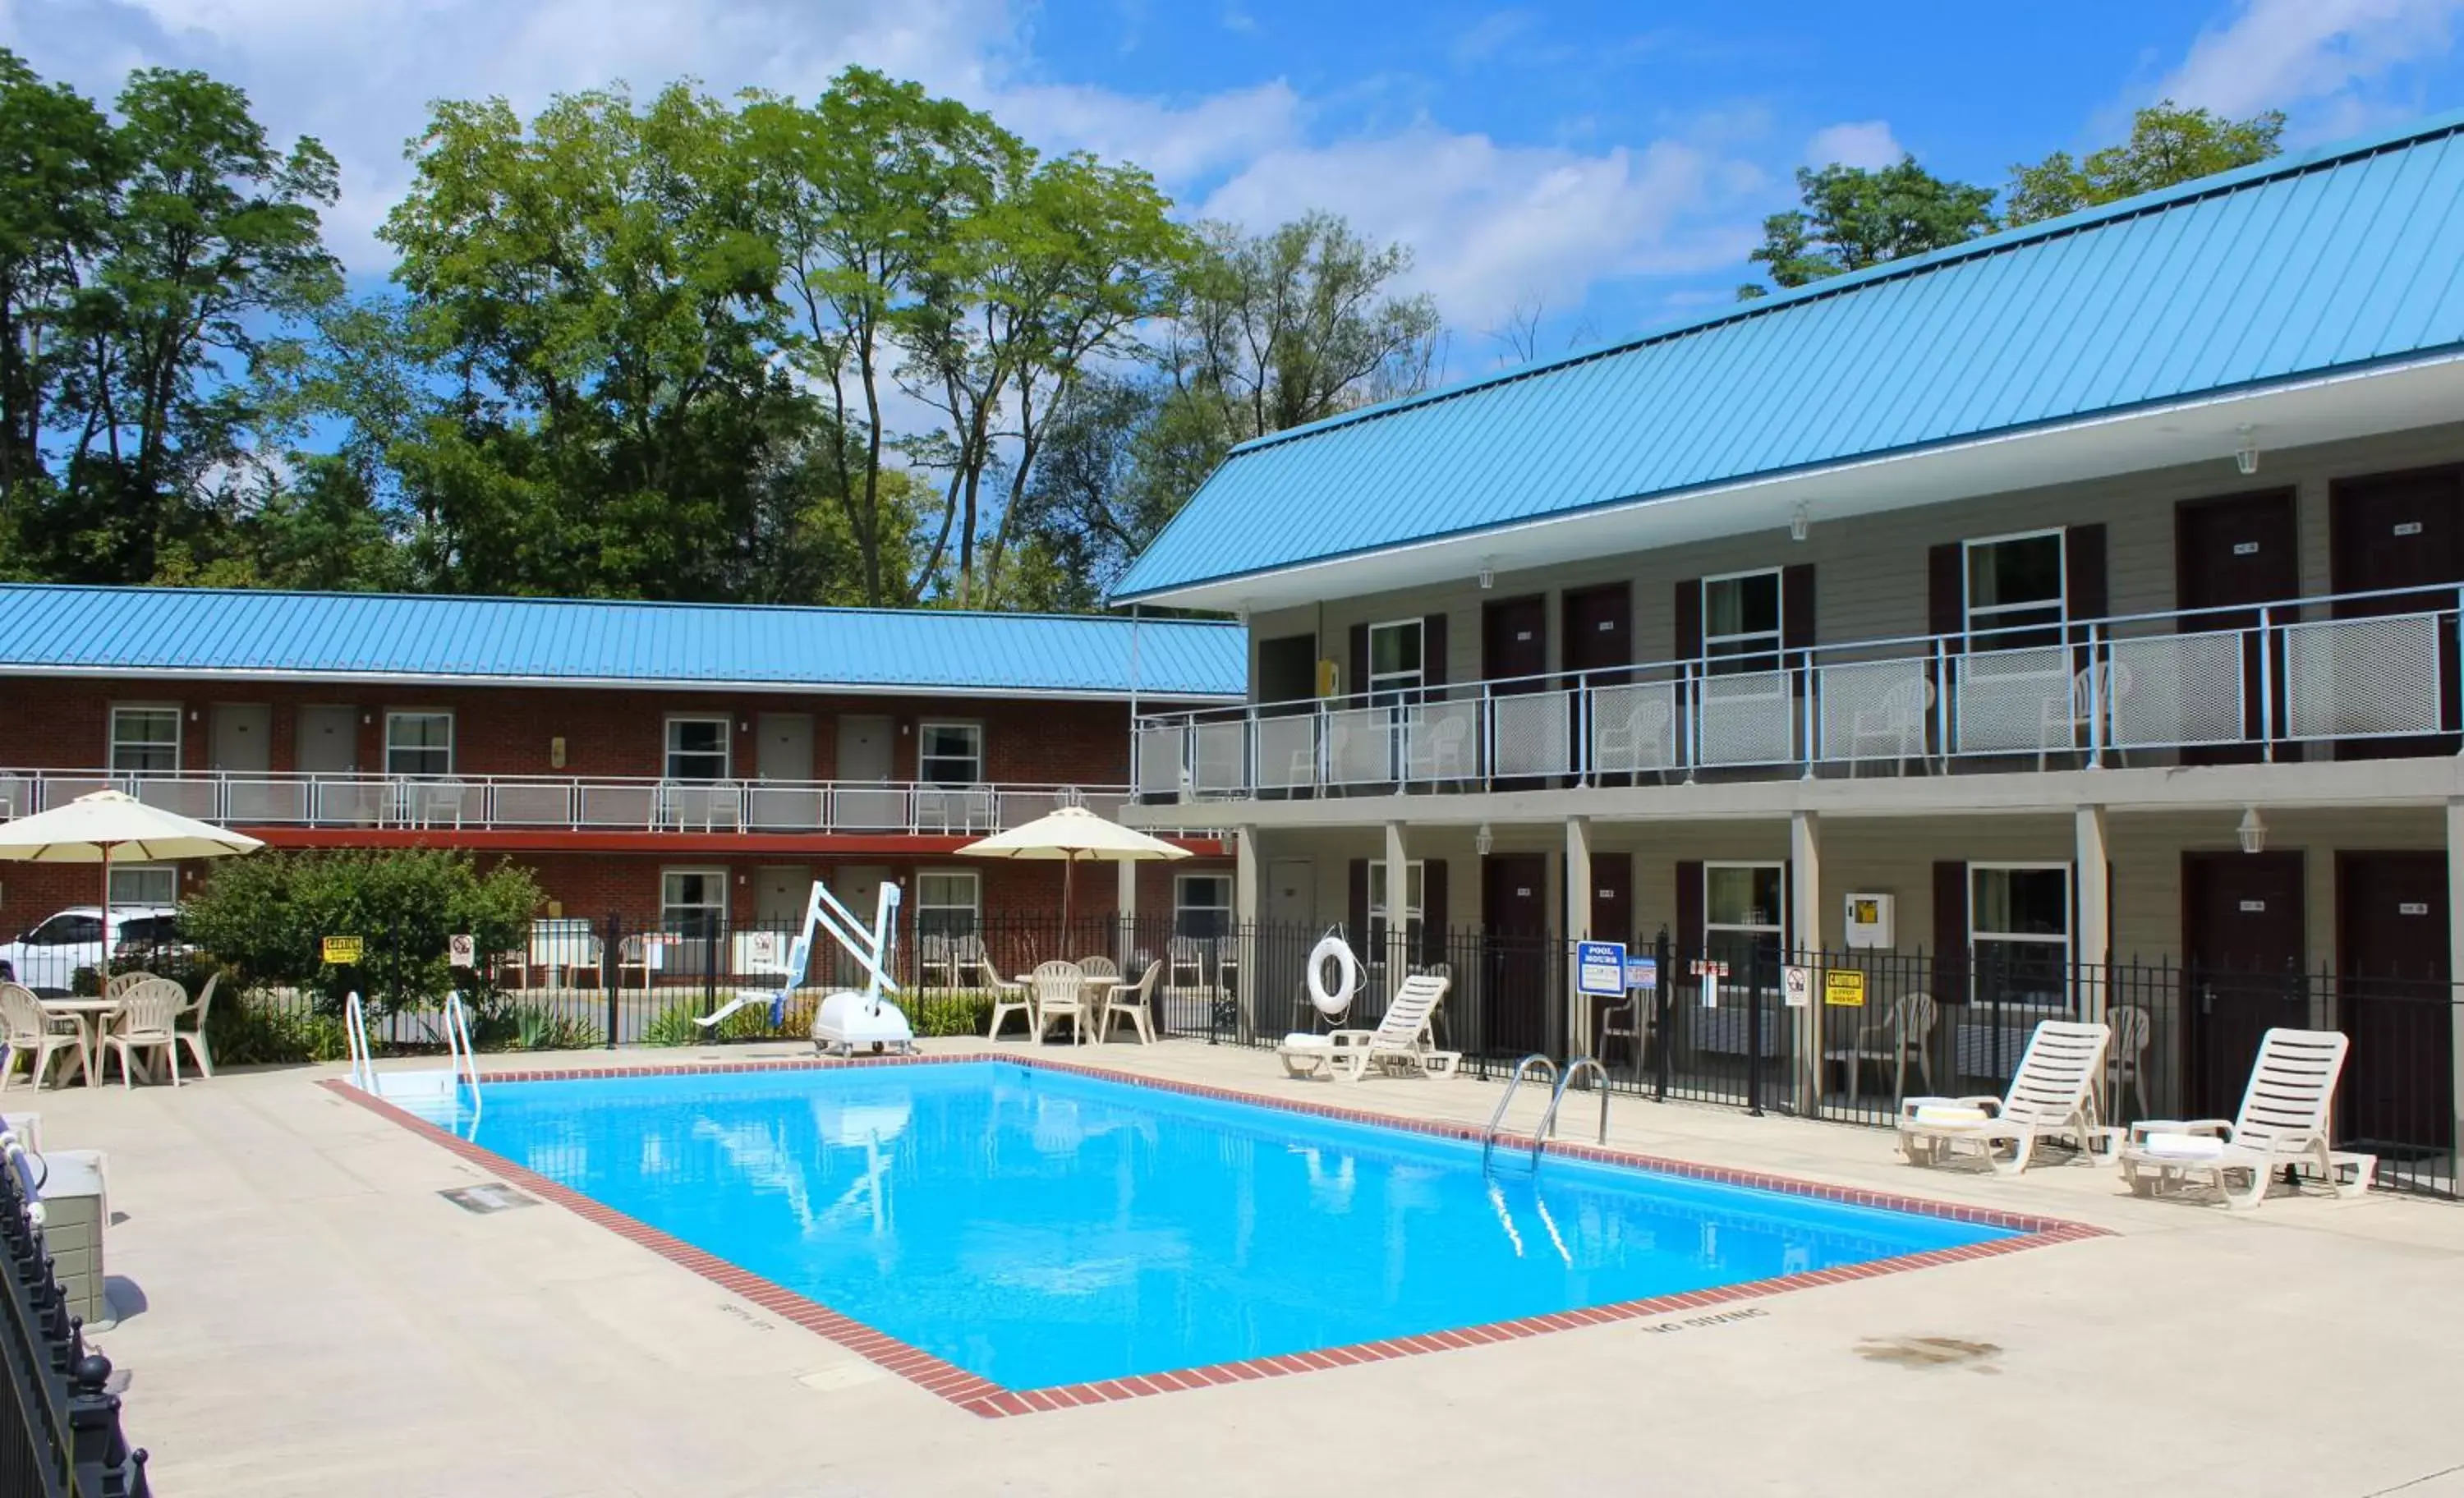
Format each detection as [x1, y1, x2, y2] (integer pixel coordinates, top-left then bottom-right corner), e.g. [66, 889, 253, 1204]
[0, 677, 1140, 785]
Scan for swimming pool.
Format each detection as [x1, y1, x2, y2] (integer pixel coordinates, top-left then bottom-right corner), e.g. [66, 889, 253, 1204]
[410, 1060, 2025, 1394]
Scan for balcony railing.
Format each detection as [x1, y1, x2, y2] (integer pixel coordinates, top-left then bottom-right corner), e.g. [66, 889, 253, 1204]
[1135, 582, 2464, 799]
[0, 772, 1218, 839]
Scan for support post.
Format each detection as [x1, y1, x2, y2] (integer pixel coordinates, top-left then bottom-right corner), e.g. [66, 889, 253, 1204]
[1117, 857, 1138, 964]
[1565, 815, 1593, 1057]
[2075, 804, 2111, 1025]
[2446, 800, 2464, 1169]
[1235, 826, 1262, 1038]
[1790, 811, 1822, 1114]
[1382, 820, 1410, 996]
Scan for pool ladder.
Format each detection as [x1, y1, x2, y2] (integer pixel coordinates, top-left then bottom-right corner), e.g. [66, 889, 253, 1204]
[1482, 1055, 1612, 1169]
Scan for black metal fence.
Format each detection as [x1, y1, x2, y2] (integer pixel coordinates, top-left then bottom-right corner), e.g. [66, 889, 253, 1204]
[0, 1142, 148, 1497]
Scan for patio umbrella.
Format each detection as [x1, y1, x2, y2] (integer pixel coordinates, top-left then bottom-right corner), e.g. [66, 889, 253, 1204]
[956, 804, 1188, 935]
[0, 790, 263, 964]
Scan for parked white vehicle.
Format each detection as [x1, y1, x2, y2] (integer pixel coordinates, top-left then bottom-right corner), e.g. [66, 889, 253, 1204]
[0, 906, 182, 995]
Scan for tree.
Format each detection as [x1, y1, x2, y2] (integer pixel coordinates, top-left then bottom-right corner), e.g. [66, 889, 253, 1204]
[1739, 156, 1995, 299]
[2005, 101, 2286, 227]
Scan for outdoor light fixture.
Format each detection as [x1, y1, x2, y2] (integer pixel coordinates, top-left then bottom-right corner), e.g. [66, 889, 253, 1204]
[1478, 566, 1495, 590]
[1475, 822, 1494, 856]
[2235, 426, 2259, 476]
[1789, 503, 1809, 544]
[2236, 806, 2267, 855]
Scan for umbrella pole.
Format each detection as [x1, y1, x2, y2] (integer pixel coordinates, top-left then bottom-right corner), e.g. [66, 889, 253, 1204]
[99, 842, 113, 986]
[1060, 854, 1075, 951]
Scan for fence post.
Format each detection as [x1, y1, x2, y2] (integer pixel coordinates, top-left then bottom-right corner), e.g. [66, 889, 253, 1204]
[1653, 926, 1673, 1102]
[603, 912, 622, 1048]
[1745, 941, 1767, 1118]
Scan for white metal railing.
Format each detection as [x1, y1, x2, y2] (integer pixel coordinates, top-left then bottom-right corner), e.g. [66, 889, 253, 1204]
[0, 772, 1198, 838]
[1132, 581, 2464, 798]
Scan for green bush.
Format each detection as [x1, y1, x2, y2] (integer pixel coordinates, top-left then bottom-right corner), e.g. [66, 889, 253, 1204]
[205, 993, 353, 1066]
[180, 848, 540, 1020]
[908, 988, 991, 1038]
[640, 993, 815, 1046]
[467, 998, 601, 1053]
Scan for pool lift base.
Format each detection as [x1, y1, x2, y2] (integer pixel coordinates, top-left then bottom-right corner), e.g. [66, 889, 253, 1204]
[802, 880, 917, 1058]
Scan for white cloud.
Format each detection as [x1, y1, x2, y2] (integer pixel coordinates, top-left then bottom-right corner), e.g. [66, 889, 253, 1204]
[1801, 119, 1902, 170]
[1200, 126, 1760, 333]
[2160, 0, 2464, 125]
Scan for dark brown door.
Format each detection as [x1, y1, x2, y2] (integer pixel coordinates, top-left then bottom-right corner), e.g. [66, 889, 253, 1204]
[2182, 852, 2308, 1118]
[1561, 584, 1630, 682]
[1483, 595, 1548, 686]
[1588, 851, 1633, 946]
[2331, 467, 2464, 757]
[2337, 852, 2453, 1151]
[2176, 490, 2298, 763]
[1481, 852, 1552, 1059]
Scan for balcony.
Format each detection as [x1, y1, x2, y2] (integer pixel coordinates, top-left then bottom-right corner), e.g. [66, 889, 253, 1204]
[0, 773, 1193, 839]
[1134, 584, 2463, 801]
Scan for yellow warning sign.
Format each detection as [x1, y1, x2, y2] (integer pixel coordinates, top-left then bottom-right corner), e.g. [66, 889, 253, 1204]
[1823, 969, 1867, 1007]
[320, 935, 365, 965]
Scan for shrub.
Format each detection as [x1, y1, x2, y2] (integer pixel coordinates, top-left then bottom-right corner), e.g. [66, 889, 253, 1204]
[205, 992, 353, 1066]
[181, 848, 541, 1020]
[467, 998, 601, 1053]
[909, 988, 991, 1038]
[640, 993, 815, 1046]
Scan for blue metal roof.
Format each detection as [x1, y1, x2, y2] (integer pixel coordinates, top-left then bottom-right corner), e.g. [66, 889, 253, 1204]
[0, 586, 1245, 700]
[1116, 108, 2464, 602]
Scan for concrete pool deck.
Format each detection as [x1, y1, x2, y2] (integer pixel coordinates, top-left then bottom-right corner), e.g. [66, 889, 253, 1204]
[30, 1038, 2464, 1498]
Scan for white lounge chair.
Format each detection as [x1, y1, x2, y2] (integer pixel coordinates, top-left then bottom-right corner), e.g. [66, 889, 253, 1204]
[2120, 1028, 2372, 1210]
[1279, 972, 1460, 1082]
[1896, 1019, 2113, 1174]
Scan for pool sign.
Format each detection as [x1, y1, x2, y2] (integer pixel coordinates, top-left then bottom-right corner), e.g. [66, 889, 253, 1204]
[448, 934, 476, 967]
[1690, 958, 1726, 1008]
[1625, 955, 1658, 990]
[320, 935, 364, 965]
[1575, 940, 1627, 996]
[1823, 969, 1868, 1007]
[1781, 965, 1814, 1008]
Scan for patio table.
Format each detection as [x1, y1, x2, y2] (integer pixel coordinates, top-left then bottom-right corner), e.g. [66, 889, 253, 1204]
[1011, 973, 1117, 1042]
[34, 998, 122, 1089]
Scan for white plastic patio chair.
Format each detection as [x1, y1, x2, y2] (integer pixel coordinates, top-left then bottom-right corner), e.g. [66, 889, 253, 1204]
[2039, 659, 2134, 770]
[2119, 1028, 2370, 1209]
[1099, 961, 1161, 1045]
[172, 971, 218, 1078]
[0, 982, 83, 1089]
[1165, 935, 1207, 990]
[103, 971, 154, 1002]
[1032, 961, 1087, 1045]
[918, 934, 955, 989]
[2108, 1002, 2150, 1119]
[1403, 710, 1473, 785]
[981, 958, 1035, 1041]
[1847, 675, 1934, 776]
[1278, 972, 1460, 1082]
[1825, 990, 1936, 1102]
[1896, 1019, 2113, 1174]
[1594, 693, 1676, 781]
[102, 979, 184, 1089]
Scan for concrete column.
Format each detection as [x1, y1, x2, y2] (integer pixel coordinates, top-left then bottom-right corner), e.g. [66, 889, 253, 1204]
[1789, 811, 1822, 1114]
[1234, 827, 1262, 1036]
[2446, 800, 2464, 1163]
[2075, 804, 2111, 1025]
[1382, 821, 1410, 985]
[1565, 816, 1594, 1055]
[1116, 857, 1139, 965]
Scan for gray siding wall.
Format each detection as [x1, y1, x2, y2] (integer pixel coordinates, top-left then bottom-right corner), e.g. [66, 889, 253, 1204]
[1245, 420, 2464, 698]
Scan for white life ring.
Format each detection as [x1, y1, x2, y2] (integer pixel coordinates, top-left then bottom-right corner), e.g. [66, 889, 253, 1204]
[1307, 935, 1361, 1019]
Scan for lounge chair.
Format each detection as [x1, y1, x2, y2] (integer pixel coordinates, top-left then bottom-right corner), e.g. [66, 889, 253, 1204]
[2119, 1028, 2371, 1210]
[1278, 972, 1460, 1082]
[1896, 1019, 2113, 1174]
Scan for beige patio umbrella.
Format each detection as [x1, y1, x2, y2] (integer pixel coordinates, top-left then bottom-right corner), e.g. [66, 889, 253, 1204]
[0, 790, 264, 960]
[956, 804, 1188, 935]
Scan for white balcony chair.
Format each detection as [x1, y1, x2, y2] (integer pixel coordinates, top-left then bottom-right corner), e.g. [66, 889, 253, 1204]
[1847, 676, 1936, 776]
[1402, 711, 1473, 785]
[1595, 694, 1676, 783]
[2039, 659, 2135, 770]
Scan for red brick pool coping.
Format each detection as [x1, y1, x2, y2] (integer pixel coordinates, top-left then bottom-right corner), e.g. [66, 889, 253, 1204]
[323, 1051, 2110, 1419]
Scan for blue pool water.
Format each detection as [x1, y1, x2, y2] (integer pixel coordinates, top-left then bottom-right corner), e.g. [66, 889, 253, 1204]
[444, 1063, 2009, 1390]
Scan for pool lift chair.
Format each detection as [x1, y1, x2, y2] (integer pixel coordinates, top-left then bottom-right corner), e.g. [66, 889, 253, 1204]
[692, 879, 916, 1055]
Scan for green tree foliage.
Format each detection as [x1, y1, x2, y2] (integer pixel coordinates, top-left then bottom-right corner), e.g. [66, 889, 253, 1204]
[1740, 156, 1997, 299]
[180, 847, 540, 1018]
[2005, 100, 2286, 227]
[0, 50, 341, 581]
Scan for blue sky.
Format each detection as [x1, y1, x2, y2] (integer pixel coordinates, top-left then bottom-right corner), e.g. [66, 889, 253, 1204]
[12, 0, 2464, 378]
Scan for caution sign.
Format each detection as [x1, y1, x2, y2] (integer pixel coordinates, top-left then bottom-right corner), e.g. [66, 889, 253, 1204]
[1781, 965, 1814, 1008]
[1823, 968, 1867, 1007]
[320, 935, 365, 965]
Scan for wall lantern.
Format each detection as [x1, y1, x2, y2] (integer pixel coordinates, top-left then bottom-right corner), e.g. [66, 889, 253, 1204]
[1478, 566, 1495, 590]
[1789, 503, 1810, 544]
[2236, 806, 2267, 855]
[2234, 425, 2259, 476]
[1475, 822, 1494, 857]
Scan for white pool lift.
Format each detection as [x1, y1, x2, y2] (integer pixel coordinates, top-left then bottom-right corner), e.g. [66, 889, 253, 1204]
[693, 879, 916, 1055]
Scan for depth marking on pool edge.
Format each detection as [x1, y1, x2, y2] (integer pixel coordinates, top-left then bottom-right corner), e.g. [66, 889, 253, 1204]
[321, 1056, 2110, 1420]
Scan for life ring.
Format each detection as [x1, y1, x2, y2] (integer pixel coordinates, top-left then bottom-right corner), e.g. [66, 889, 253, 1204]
[1307, 935, 1361, 1019]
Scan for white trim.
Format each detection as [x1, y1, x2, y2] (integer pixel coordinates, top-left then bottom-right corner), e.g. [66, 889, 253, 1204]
[1703, 860, 1786, 940]
[108, 862, 179, 908]
[662, 714, 732, 781]
[107, 701, 182, 774]
[1365, 618, 1426, 696]
[917, 720, 986, 787]
[914, 868, 981, 927]
[658, 866, 730, 928]
[1700, 567, 1784, 666]
[1968, 861, 2074, 950]
[383, 710, 455, 778]
[1962, 527, 2067, 645]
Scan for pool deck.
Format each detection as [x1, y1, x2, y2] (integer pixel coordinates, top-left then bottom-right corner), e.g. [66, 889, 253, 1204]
[31, 1038, 2464, 1498]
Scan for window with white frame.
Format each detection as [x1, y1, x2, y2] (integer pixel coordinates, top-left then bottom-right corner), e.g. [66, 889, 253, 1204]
[660, 867, 729, 940]
[1175, 873, 1234, 940]
[108, 863, 177, 908]
[918, 722, 984, 786]
[915, 870, 980, 940]
[1969, 863, 2071, 1006]
[1702, 862, 1785, 986]
[1964, 530, 2066, 651]
[384, 711, 453, 777]
[1366, 860, 1425, 957]
[1701, 571, 1782, 675]
[664, 717, 730, 781]
[1366, 619, 1423, 702]
[108, 705, 181, 774]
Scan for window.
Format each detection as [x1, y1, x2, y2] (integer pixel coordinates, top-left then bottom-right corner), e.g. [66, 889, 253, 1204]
[1702, 862, 1785, 983]
[108, 706, 180, 774]
[1969, 864, 2070, 1006]
[108, 864, 177, 908]
[915, 871, 981, 940]
[1701, 571, 1782, 675]
[1175, 873, 1234, 940]
[1366, 619, 1423, 702]
[664, 717, 730, 781]
[1366, 859, 1425, 955]
[918, 722, 984, 786]
[1965, 531, 2066, 651]
[28, 913, 100, 947]
[660, 868, 729, 940]
[384, 712, 453, 777]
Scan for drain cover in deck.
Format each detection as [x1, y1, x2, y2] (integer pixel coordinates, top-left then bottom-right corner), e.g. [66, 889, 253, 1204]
[439, 1183, 540, 1214]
